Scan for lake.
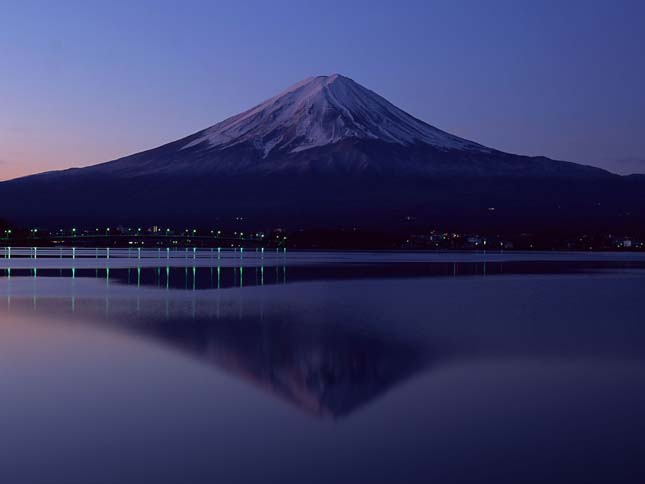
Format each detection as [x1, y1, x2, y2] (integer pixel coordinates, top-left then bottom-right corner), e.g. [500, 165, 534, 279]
[1, 250, 645, 484]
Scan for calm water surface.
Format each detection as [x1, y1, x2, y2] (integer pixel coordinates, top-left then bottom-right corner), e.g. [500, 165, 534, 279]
[1, 252, 644, 484]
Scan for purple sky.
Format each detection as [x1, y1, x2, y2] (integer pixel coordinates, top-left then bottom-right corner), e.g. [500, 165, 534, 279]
[1, 0, 644, 180]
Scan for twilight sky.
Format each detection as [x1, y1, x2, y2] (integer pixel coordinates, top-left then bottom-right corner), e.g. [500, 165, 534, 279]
[1, 0, 644, 181]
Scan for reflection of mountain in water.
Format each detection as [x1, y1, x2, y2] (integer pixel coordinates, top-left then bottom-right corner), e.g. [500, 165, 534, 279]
[7, 259, 642, 417]
[134, 315, 428, 418]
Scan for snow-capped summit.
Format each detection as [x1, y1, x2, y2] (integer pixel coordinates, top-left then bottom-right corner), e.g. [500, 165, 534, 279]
[183, 74, 489, 156]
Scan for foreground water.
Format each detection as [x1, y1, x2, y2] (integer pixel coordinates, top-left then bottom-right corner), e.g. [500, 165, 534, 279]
[1, 252, 644, 484]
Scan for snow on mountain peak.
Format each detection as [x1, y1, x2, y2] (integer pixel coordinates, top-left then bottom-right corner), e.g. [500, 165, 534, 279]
[183, 74, 489, 156]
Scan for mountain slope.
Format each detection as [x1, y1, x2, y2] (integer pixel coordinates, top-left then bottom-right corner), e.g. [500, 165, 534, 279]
[65, 74, 606, 178]
[0, 74, 642, 232]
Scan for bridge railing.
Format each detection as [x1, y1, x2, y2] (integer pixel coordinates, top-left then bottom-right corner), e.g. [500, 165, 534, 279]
[0, 247, 286, 260]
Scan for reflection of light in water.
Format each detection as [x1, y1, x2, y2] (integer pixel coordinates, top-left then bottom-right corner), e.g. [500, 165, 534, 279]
[70, 267, 76, 312]
[5, 269, 10, 311]
[0, 257, 532, 301]
[32, 268, 37, 310]
[136, 270, 142, 311]
[106, 264, 110, 314]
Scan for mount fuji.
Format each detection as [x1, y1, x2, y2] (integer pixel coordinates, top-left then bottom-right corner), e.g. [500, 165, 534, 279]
[0, 74, 643, 232]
